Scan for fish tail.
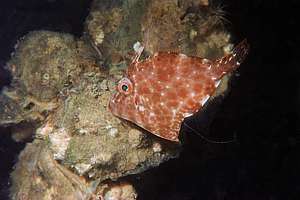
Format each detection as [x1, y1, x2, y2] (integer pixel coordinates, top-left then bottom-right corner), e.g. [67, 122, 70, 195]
[211, 39, 250, 79]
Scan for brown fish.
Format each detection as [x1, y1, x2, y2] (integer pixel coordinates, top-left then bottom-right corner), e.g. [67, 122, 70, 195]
[109, 40, 249, 142]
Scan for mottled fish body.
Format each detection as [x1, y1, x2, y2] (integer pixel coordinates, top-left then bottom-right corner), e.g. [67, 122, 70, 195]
[109, 40, 249, 142]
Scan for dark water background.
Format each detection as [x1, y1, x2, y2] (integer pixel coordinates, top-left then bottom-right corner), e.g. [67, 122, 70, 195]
[0, 0, 298, 199]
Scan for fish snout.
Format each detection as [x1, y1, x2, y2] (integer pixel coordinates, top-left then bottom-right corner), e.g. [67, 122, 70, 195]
[108, 93, 121, 115]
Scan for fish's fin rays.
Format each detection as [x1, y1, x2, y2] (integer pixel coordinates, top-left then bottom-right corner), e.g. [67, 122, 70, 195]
[132, 41, 144, 63]
[211, 39, 250, 79]
[232, 39, 250, 64]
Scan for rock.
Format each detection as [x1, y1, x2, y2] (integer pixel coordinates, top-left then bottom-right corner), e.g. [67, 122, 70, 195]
[4, 0, 239, 199]
[102, 182, 137, 200]
[10, 141, 96, 200]
[0, 30, 100, 140]
[45, 73, 179, 182]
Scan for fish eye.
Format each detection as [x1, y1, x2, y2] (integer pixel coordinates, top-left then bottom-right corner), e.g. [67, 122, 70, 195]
[117, 77, 133, 95]
[121, 84, 128, 92]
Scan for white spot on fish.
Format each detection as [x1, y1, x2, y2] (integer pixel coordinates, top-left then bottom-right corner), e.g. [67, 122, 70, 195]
[138, 105, 145, 112]
[200, 94, 210, 106]
[215, 80, 221, 88]
[183, 112, 193, 118]
[172, 109, 177, 115]
[236, 61, 241, 66]
[202, 58, 209, 64]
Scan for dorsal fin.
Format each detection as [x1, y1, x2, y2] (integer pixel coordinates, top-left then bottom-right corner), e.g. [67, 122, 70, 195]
[211, 39, 250, 80]
[132, 41, 144, 63]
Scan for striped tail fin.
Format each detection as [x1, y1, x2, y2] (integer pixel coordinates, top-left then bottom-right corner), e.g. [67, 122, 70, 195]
[211, 39, 250, 80]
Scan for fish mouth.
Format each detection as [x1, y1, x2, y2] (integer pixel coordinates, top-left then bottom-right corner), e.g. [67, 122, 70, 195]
[108, 92, 136, 126]
[108, 92, 119, 114]
[108, 92, 127, 119]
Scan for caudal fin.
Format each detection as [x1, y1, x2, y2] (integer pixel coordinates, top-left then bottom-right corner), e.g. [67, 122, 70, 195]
[211, 39, 250, 80]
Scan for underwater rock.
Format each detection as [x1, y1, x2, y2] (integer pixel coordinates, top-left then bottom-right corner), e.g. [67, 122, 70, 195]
[87, 7, 123, 46]
[4, 0, 242, 199]
[8, 31, 83, 102]
[141, 0, 185, 54]
[42, 70, 179, 181]
[0, 30, 99, 140]
[0, 91, 24, 126]
[6, 29, 178, 198]
[86, 0, 233, 97]
[11, 140, 136, 200]
[141, 0, 231, 57]
[10, 141, 94, 200]
[85, 0, 148, 67]
[100, 182, 137, 200]
[9, 66, 178, 199]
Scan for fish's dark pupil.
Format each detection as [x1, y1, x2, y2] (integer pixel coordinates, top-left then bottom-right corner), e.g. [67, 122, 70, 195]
[122, 84, 128, 92]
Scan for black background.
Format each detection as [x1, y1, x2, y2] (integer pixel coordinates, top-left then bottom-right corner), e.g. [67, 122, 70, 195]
[0, 0, 298, 199]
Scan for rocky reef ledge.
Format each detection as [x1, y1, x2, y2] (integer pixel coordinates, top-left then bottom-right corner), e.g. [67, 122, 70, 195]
[0, 0, 235, 199]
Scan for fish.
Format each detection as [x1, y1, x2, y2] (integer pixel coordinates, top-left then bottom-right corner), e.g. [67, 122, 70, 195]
[109, 40, 249, 142]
